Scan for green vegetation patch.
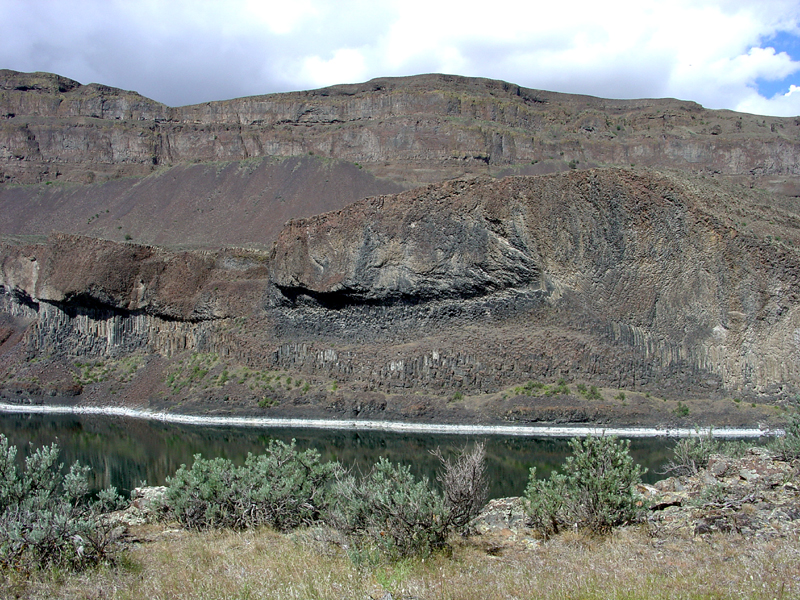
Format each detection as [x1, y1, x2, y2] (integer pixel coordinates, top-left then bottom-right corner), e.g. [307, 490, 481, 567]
[0, 435, 124, 572]
[510, 378, 574, 398]
[73, 356, 144, 386]
[525, 435, 645, 537]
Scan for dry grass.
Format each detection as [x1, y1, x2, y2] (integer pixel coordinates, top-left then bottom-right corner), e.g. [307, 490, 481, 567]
[3, 524, 799, 600]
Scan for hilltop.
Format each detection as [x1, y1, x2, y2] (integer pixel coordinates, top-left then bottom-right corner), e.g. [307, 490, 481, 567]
[2, 69, 799, 248]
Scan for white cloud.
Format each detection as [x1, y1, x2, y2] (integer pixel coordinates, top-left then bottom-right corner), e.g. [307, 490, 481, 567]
[0, 0, 799, 115]
[301, 48, 368, 87]
[736, 87, 800, 116]
[243, 0, 320, 35]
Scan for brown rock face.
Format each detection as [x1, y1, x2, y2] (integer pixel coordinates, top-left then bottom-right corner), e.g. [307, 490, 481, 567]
[2, 168, 798, 403]
[2, 71, 800, 247]
[269, 169, 800, 395]
[271, 177, 541, 301]
[4, 70, 798, 190]
[1, 71, 800, 418]
[1, 233, 270, 321]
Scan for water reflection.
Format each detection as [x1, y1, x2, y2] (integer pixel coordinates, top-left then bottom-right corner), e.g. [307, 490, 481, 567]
[1, 413, 679, 499]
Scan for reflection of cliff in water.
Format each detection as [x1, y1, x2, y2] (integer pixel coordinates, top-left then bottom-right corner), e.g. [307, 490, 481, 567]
[0, 413, 678, 498]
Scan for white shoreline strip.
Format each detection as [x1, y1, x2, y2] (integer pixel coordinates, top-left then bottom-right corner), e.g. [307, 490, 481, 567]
[0, 403, 776, 438]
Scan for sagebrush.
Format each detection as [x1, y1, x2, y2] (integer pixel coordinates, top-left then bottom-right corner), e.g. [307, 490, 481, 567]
[330, 443, 488, 560]
[0, 435, 124, 572]
[660, 430, 719, 476]
[770, 410, 800, 460]
[165, 439, 342, 531]
[330, 457, 449, 560]
[524, 435, 645, 536]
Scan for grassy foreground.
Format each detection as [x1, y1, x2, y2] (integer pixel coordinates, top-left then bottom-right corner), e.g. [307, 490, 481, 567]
[4, 523, 798, 600]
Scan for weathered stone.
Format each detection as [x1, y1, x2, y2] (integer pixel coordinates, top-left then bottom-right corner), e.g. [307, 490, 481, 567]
[739, 469, 758, 482]
[471, 497, 528, 535]
[708, 458, 729, 478]
[649, 492, 686, 511]
[130, 485, 168, 512]
[648, 450, 800, 540]
[108, 486, 168, 527]
[636, 483, 659, 498]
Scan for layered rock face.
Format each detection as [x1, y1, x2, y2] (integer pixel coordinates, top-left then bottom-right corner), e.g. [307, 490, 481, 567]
[2, 168, 798, 403]
[4, 70, 799, 190]
[2, 71, 800, 418]
[0, 233, 271, 361]
[268, 169, 800, 396]
[2, 70, 800, 247]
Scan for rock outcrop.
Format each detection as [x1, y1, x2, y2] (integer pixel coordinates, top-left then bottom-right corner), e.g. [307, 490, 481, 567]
[1, 72, 800, 423]
[2, 233, 269, 320]
[1, 167, 799, 413]
[269, 169, 800, 395]
[645, 447, 800, 539]
[469, 447, 800, 551]
[3, 70, 800, 189]
[2, 70, 800, 249]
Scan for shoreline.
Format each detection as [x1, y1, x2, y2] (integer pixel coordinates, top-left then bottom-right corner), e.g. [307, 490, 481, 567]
[0, 402, 777, 438]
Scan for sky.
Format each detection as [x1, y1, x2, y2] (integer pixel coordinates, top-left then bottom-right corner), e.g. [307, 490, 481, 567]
[1, 0, 800, 117]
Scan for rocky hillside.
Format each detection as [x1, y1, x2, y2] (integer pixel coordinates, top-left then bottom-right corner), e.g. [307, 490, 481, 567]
[0, 155, 403, 249]
[1, 71, 799, 425]
[1, 166, 799, 426]
[268, 169, 800, 396]
[2, 70, 800, 248]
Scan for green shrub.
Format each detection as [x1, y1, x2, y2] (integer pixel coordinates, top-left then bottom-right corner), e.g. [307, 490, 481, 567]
[165, 455, 240, 530]
[331, 458, 448, 560]
[515, 381, 546, 396]
[660, 431, 719, 476]
[331, 444, 488, 560]
[675, 402, 690, 417]
[586, 386, 602, 400]
[524, 468, 567, 539]
[524, 436, 645, 536]
[716, 439, 750, 459]
[240, 441, 342, 531]
[0, 435, 124, 572]
[770, 410, 800, 460]
[165, 440, 342, 532]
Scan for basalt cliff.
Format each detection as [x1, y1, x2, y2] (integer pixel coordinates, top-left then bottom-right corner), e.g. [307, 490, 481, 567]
[1, 70, 799, 427]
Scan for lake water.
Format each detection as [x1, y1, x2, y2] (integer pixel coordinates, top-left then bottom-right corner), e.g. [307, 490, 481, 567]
[0, 412, 688, 499]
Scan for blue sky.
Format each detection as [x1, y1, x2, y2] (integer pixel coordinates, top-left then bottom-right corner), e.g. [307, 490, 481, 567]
[1, 0, 799, 117]
[756, 30, 800, 99]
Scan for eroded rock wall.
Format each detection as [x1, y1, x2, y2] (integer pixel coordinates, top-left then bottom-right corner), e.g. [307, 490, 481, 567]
[269, 169, 800, 395]
[3, 71, 800, 192]
[1, 169, 798, 400]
